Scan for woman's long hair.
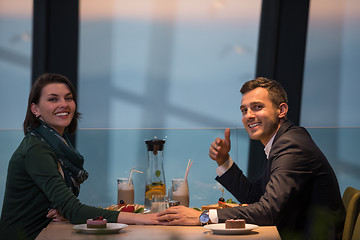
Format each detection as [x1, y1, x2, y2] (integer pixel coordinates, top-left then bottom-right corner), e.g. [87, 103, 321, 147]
[23, 73, 80, 135]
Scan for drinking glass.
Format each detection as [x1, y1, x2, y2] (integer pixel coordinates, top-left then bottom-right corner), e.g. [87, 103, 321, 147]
[150, 195, 169, 213]
[172, 178, 189, 207]
[117, 178, 134, 204]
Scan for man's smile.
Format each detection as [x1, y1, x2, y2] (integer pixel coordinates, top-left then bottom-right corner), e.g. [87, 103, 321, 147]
[248, 122, 261, 129]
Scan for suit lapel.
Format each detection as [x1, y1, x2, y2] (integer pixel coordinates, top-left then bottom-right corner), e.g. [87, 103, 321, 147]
[265, 120, 294, 181]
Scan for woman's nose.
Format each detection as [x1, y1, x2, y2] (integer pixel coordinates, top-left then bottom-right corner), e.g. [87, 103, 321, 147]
[59, 98, 69, 107]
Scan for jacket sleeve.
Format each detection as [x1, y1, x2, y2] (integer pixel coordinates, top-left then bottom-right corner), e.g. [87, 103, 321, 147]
[216, 163, 265, 204]
[25, 142, 119, 224]
[216, 136, 313, 225]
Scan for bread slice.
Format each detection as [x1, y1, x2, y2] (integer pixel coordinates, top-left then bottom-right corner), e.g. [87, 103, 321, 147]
[105, 204, 143, 212]
[201, 203, 221, 210]
[201, 202, 240, 210]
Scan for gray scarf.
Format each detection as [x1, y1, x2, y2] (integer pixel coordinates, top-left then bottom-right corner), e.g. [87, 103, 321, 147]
[29, 121, 88, 196]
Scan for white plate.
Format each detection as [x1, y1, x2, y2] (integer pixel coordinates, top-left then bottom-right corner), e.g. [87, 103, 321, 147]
[73, 223, 128, 234]
[204, 223, 259, 235]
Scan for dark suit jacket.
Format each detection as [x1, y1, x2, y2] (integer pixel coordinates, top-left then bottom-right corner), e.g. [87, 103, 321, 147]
[216, 120, 345, 240]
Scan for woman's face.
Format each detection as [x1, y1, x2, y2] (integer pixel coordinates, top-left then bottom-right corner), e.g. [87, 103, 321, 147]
[31, 83, 76, 135]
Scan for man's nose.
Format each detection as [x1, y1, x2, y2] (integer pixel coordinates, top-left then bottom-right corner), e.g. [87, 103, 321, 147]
[246, 109, 255, 118]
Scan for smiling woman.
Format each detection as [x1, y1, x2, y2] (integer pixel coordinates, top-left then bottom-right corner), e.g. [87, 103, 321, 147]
[30, 83, 76, 136]
[23, 74, 80, 136]
[0, 73, 159, 240]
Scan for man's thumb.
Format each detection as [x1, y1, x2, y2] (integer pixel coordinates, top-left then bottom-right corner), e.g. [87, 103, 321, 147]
[224, 128, 231, 145]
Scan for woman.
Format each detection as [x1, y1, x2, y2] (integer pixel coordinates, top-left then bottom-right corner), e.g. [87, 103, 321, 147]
[0, 73, 158, 240]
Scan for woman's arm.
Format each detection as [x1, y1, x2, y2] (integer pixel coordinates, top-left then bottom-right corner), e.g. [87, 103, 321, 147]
[117, 212, 160, 225]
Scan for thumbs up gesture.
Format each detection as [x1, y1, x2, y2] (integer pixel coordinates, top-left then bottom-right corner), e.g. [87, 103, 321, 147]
[209, 128, 231, 166]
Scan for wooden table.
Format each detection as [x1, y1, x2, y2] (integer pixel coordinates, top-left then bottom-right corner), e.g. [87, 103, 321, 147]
[36, 222, 281, 240]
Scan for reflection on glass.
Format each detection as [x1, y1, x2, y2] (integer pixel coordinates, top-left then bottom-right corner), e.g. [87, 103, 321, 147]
[302, 0, 360, 127]
[79, 0, 261, 129]
[0, 0, 33, 129]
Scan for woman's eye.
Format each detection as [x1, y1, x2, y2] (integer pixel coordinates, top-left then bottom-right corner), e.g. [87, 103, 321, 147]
[65, 97, 73, 101]
[48, 98, 57, 102]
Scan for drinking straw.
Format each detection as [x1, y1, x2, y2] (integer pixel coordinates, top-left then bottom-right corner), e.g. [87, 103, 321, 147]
[128, 168, 143, 185]
[184, 158, 193, 181]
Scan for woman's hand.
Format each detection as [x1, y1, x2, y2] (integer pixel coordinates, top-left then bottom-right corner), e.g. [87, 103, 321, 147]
[46, 209, 67, 222]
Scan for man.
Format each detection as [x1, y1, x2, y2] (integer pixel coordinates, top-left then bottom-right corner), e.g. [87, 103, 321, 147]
[157, 77, 345, 239]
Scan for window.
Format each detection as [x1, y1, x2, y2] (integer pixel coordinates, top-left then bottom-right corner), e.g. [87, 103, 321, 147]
[79, 0, 262, 129]
[0, 0, 33, 129]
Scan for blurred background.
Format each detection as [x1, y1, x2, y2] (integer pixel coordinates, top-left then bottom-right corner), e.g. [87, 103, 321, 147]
[0, 0, 359, 210]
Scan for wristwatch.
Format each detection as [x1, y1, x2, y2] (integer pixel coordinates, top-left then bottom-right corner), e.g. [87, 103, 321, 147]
[199, 210, 210, 225]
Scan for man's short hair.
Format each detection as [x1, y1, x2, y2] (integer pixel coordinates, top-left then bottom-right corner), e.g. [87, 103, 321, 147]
[240, 77, 288, 108]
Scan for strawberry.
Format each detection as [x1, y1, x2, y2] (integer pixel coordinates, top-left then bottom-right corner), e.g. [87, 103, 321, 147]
[121, 205, 135, 212]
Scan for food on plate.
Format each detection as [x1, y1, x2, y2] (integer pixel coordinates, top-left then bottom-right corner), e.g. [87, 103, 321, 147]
[105, 203, 144, 213]
[225, 219, 246, 229]
[201, 197, 249, 210]
[87, 216, 107, 228]
[121, 205, 135, 212]
[201, 201, 240, 210]
[118, 200, 126, 207]
[218, 197, 237, 204]
[225, 198, 237, 204]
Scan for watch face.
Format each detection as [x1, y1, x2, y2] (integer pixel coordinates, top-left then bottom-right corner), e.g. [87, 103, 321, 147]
[199, 212, 210, 223]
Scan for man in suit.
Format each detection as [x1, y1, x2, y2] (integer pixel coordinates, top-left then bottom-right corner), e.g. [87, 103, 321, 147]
[157, 77, 345, 239]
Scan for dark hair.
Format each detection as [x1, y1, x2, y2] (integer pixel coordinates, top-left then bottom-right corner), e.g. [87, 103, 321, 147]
[23, 73, 80, 135]
[240, 77, 288, 108]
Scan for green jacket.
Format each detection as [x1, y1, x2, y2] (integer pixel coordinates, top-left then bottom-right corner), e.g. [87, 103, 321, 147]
[0, 134, 119, 240]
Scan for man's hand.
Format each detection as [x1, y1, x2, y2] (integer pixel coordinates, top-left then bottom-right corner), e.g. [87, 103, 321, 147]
[46, 209, 67, 222]
[209, 128, 231, 166]
[156, 206, 201, 225]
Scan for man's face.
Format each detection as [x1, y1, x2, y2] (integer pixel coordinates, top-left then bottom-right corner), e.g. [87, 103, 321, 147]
[240, 87, 283, 146]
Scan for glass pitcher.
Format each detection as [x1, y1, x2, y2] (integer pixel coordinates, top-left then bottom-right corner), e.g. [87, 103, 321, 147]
[144, 138, 166, 210]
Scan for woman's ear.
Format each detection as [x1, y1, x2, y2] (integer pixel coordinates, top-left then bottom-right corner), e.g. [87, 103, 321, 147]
[278, 103, 288, 119]
[31, 103, 40, 118]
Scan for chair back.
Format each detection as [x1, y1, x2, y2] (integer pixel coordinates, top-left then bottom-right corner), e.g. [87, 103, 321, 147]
[352, 213, 360, 240]
[342, 187, 360, 240]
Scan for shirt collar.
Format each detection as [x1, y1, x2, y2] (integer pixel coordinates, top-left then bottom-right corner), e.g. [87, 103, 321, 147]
[264, 133, 277, 159]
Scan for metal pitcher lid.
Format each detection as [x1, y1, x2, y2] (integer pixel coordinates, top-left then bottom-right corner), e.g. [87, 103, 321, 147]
[145, 139, 165, 151]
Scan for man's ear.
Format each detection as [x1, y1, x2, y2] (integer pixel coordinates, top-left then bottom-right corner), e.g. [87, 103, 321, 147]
[278, 103, 288, 119]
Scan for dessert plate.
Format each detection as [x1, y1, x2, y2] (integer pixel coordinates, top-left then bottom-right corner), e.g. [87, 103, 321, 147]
[204, 223, 258, 235]
[74, 223, 128, 234]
